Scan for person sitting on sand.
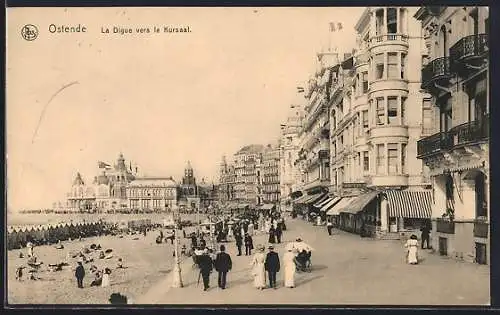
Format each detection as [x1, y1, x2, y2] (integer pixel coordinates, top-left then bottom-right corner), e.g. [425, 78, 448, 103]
[90, 270, 103, 287]
[181, 245, 187, 256]
[19, 252, 24, 258]
[99, 251, 105, 259]
[96, 244, 102, 250]
[55, 240, 64, 250]
[117, 258, 124, 269]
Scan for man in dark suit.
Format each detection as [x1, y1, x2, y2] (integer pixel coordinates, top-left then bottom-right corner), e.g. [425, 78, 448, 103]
[234, 232, 243, 256]
[75, 261, 85, 288]
[214, 244, 232, 289]
[244, 233, 254, 256]
[420, 223, 431, 249]
[198, 248, 213, 291]
[264, 245, 280, 289]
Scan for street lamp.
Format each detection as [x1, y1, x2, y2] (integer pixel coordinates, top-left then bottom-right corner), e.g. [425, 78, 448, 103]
[171, 207, 183, 288]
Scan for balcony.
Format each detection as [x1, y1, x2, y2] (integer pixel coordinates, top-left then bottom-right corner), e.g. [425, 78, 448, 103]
[318, 149, 329, 159]
[436, 219, 455, 234]
[453, 116, 489, 146]
[369, 34, 409, 47]
[417, 132, 453, 158]
[450, 34, 488, 76]
[473, 220, 489, 238]
[421, 57, 453, 90]
[417, 116, 489, 158]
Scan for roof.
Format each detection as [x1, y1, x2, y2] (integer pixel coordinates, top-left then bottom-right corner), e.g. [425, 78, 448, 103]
[129, 177, 177, 187]
[236, 144, 265, 155]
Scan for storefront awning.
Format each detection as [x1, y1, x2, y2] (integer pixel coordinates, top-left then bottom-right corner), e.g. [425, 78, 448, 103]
[326, 197, 355, 216]
[320, 197, 341, 212]
[313, 195, 331, 208]
[292, 193, 310, 204]
[341, 191, 380, 214]
[304, 193, 327, 205]
[386, 190, 432, 218]
[313, 195, 333, 209]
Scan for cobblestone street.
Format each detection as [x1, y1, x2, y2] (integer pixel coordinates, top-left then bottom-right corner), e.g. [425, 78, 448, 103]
[137, 217, 490, 305]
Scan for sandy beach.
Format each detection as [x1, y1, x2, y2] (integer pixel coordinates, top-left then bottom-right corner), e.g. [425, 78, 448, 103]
[7, 215, 205, 304]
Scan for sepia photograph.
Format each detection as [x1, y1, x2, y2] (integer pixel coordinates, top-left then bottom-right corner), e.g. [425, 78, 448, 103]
[6, 6, 490, 306]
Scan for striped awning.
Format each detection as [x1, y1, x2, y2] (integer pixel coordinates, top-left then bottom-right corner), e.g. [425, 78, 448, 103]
[340, 191, 380, 214]
[304, 193, 326, 205]
[327, 197, 355, 216]
[386, 190, 432, 218]
[293, 193, 310, 204]
[313, 195, 331, 208]
[320, 197, 341, 212]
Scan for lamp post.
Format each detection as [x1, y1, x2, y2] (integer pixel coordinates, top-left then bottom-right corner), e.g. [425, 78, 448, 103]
[171, 207, 183, 288]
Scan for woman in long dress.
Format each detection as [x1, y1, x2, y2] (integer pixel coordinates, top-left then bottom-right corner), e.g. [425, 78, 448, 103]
[250, 246, 266, 290]
[101, 268, 111, 287]
[404, 234, 419, 265]
[283, 248, 296, 288]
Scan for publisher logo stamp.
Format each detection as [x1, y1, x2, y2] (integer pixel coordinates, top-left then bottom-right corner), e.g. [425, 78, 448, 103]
[21, 24, 38, 41]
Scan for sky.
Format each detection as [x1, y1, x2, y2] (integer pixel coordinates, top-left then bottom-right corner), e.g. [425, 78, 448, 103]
[7, 7, 364, 211]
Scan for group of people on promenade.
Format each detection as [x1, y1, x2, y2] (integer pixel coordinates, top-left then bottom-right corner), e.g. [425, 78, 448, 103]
[189, 211, 309, 291]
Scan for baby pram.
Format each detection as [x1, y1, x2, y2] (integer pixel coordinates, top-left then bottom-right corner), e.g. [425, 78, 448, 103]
[294, 250, 312, 272]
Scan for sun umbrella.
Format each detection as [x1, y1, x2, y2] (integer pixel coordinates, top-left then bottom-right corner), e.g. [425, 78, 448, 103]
[285, 241, 314, 252]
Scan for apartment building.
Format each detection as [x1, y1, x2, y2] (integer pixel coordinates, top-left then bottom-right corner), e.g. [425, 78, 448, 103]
[325, 7, 433, 237]
[415, 6, 489, 264]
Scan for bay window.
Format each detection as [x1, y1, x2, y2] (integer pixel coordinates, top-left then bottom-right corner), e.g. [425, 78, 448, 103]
[401, 53, 407, 79]
[376, 97, 385, 125]
[375, 53, 384, 79]
[388, 144, 398, 174]
[401, 143, 407, 174]
[362, 72, 369, 93]
[387, 96, 398, 125]
[363, 151, 369, 172]
[388, 52, 399, 78]
[362, 110, 369, 130]
[401, 96, 407, 125]
[376, 144, 385, 174]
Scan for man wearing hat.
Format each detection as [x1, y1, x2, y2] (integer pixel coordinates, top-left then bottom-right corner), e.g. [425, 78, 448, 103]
[75, 261, 85, 288]
[214, 245, 232, 289]
[244, 233, 254, 256]
[264, 245, 280, 289]
[197, 248, 214, 291]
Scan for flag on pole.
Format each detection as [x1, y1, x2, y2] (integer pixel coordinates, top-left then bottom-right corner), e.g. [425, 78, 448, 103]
[297, 86, 305, 93]
[329, 22, 343, 32]
[329, 22, 336, 32]
[98, 161, 111, 169]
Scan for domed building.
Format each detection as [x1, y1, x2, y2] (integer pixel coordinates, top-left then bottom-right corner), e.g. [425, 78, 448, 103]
[66, 153, 136, 213]
[66, 172, 96, 212]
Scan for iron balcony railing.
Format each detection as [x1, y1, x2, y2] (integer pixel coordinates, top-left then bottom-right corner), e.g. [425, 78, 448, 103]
[453, 115, 489, 145]
[473, 220, 489, 238]
[450, 33, 488, 64]
[436, 219, 455, 234]
[417, 115, 489, 158]
[417, 132, 453, 157]
[421, 57, 452, 89]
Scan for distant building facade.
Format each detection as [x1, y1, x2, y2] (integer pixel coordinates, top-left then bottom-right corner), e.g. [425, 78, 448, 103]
[126, 177, 178, 212]
[262, 143, 281, 205]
